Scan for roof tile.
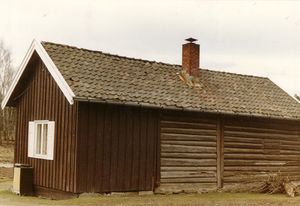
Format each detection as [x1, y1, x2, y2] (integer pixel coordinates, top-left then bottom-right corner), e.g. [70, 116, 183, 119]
[42, 41, 300, 120]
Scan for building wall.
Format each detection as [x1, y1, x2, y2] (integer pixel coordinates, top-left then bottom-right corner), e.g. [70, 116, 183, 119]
[12, 54, 300, 195]
[223, 116, 300, 186]
[14, 56, 78, 193]
[76, 102, 160, 193]
[160, 111, 219, 191]
[159, 110, 300, 192]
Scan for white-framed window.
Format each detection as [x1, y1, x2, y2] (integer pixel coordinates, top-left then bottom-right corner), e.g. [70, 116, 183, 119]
[28, 120, 55, 160]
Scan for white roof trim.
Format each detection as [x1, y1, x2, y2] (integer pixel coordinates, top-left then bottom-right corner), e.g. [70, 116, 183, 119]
[1, 39, 75, 109]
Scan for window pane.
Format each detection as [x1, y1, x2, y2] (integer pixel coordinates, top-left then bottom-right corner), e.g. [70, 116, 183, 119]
[42, 124, 48, 155]
[36, 124, 42, 154]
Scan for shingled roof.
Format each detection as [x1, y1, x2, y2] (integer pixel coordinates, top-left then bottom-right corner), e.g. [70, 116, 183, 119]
[42, 41, 300, 120]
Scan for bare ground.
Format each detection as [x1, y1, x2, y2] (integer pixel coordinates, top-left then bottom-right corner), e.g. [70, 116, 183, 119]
[1, 145, 300, 205]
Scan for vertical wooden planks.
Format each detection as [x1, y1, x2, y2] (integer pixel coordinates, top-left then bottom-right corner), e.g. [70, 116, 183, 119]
[138, 110, 147, 190]
[94, 105, 104, 192]
[110, 108, 119, 191]
[76, 103, 160, 193]
[14, 57, 78, 193]
[76, 103, 88, 192]
[47, 69, 54, 190]
[124, 107, 133, 190]
[146, 111, 155, 190]
[117, 108, 126, 190]
[66, 102, 73, 191]
[58, 91, 64, 190]
[52, 71, 59, 190]
[102, 105, 112, 191]
[131, 108, 141, 190]
[42, 65, 48, 187]
[14, 105, 19, 164]
[87, 103, 96, 192]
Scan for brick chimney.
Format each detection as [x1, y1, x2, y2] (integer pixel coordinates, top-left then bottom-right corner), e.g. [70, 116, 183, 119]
[182, 38, 200, 77]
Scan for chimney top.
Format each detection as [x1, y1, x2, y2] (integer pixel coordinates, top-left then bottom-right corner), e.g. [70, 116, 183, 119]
[180, 38, 200, 85]
[185, 38, 198, 43]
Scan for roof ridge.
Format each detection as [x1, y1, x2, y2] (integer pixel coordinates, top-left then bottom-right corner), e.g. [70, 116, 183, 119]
[41, 41, 180, 68]
[42, 40, 268, 79]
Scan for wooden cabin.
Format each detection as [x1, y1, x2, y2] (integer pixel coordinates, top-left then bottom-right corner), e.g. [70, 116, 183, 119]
[2, 38, 300, 198]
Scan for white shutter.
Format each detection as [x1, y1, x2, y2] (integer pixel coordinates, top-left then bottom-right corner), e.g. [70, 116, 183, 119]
[28, 121, 35, 158]
[46, 121, 55, 160]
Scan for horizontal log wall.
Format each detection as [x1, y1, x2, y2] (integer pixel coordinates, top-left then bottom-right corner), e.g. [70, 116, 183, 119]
[14, 56, 78, 193]
[160, 111, 218, 190]
[223, 117, 300, 185]
[76, 102, 159, 193]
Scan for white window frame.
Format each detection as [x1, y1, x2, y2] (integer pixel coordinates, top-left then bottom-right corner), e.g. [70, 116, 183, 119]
[28, 120, 55, 160]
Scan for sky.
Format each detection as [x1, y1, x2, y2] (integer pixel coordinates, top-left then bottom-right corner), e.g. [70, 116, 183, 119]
[0, 0, 299, 96]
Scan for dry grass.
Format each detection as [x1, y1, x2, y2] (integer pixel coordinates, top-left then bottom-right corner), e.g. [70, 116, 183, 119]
[0, 144, 14, 183]
[0, 167, 13, 183]
[258, 172, 288, 194]
[0, 144, 14, 163]
[223, 172, 291, 194]
[1, 189, 300, 206]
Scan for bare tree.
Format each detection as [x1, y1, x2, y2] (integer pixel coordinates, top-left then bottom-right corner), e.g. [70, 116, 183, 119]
[0, 41, 14, 98]
[0, 40, 16, 145]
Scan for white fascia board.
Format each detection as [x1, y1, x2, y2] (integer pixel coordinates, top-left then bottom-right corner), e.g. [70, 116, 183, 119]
[1, 39, 75, 109]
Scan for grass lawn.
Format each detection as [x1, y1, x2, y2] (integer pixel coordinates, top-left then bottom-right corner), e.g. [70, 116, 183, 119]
[0, 186, 300, 206]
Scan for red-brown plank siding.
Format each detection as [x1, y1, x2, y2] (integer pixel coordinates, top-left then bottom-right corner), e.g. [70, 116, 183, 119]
[76, 102, 159, 193]
[14, 58, 78, 193]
